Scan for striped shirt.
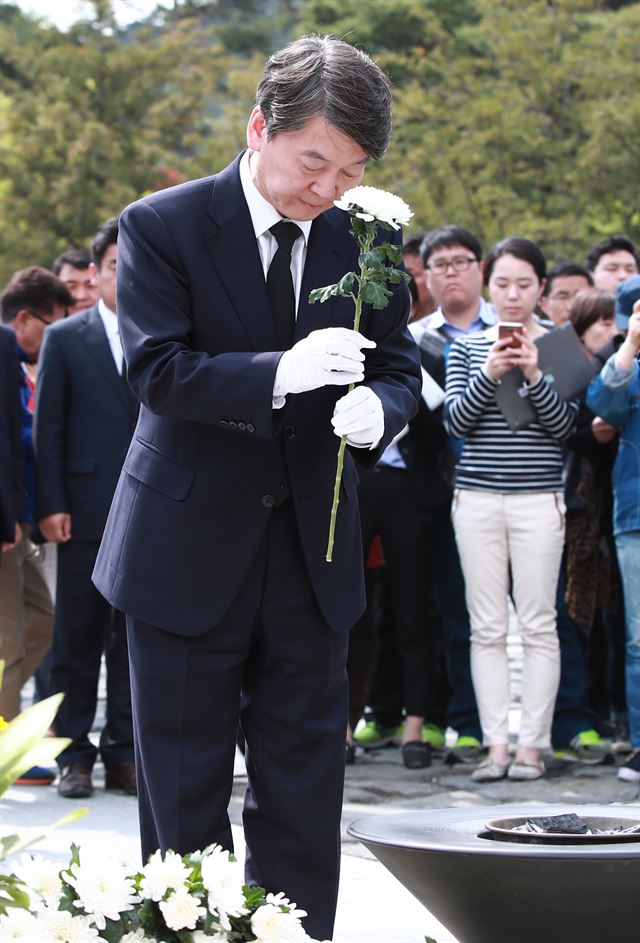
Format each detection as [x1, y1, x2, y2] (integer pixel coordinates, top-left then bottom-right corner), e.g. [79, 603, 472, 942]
[445, 333, 578, 493]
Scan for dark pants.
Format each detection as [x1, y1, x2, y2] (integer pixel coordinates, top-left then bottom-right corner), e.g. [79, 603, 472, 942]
[127, 501, 348, 942]
[551, 552, 597, 747]
[51, 539, 133, 769]
[352, 466, 434, 718]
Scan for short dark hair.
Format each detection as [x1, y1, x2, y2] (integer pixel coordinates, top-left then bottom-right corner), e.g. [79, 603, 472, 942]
[543, 261, 593, 297]
[52, 249, 92, 275]
[91, 217, 119, 269]
[585, 235, 639, 272]
[403, 232, 426, 256]
[484, 236, 546, 286]
[420, 225, 483, 266]
[256, 36, 392, 160]
[569, 289, 615, 338]
[0, 266, 74, 324]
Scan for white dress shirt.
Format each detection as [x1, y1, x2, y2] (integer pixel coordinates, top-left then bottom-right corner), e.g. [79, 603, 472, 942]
[239, 151, 312, 313]
[98, 299, 124, 375]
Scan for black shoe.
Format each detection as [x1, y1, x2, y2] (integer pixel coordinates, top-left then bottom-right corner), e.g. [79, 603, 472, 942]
[402, 741, 432, 769]
[617, 749, 640, 783]
[58, 763, 93, 798]
[105, 761, 137, 796]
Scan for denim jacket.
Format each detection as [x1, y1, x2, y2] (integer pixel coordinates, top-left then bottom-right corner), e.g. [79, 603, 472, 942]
[587, 354, 640, 537]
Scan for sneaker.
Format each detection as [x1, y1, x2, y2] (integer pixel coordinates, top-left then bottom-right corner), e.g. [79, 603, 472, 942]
[553, 729, 611, 766]
[353, 719, 403, 749]
[14, 766, 56, 786]
[617, 749, 640, 783]
[421, 723, 446, 751]
[446, 735, 485, 765]
[612, 720, 632, 755]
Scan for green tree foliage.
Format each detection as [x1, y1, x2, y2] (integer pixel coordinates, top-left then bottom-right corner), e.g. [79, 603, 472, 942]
[0, 0, 638, 281]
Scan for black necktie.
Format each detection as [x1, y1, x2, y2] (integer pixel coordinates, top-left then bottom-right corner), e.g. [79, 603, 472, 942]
[267, 221, 302, 350]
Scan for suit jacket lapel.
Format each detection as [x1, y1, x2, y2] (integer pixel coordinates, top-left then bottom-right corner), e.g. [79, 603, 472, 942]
[295, 208, 353, 343]
[79, 307, 132, 411]
[203, 155, 276, 352]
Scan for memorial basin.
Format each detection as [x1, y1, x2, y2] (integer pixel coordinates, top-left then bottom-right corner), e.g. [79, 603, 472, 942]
[348, 804, 640, 943]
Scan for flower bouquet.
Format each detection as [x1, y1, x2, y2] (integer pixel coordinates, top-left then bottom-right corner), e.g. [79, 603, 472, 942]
[309, 185, 413, 561]
[0, 844, 328, 942]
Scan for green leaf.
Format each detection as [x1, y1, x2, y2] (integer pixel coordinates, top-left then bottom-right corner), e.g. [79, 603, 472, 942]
[243, 884, 266, 909]
[387, 267, 411, 285]
[360, 281, 393, 309]
[308, 280, 354, 305]
[0, 694, 66, 794]
[0, 874, 31, 915]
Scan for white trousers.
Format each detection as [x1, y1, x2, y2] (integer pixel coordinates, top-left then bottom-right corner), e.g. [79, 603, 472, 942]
[452, 489, 565, 749]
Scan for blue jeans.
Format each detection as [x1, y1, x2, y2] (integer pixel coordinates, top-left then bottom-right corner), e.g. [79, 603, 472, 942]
[615, 531, 640, 749]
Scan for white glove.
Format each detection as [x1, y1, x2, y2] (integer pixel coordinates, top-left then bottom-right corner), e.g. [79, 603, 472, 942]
[273, 328, 376, 398]
[331, 385, 384, 449]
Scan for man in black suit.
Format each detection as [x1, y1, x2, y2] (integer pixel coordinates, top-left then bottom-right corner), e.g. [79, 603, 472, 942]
[35, 218, 139, 799]
[0, 324, 23, 549]
[93, 38, 420, 939]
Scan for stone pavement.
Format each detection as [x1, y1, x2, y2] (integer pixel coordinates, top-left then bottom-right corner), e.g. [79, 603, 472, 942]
[3, 735, 638, 943]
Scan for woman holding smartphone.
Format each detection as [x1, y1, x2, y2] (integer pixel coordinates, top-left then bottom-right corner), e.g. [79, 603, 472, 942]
[445, 237, 578, 781]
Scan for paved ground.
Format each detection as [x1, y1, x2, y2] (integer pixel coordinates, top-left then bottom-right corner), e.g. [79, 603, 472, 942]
[3, 619, 639, 942]
[3, 733, 638, 943]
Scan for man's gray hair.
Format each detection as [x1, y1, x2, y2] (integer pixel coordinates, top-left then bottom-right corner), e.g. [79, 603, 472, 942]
[256, 36, 392, 160]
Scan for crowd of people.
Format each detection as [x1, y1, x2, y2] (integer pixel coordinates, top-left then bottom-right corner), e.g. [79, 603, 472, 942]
[1, 216, 639, 794]
[349, 228, 640, 786]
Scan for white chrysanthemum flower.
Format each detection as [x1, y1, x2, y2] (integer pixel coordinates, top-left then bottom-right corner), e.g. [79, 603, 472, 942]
[334, 186, 413, 230]
[158, 886, 206, 932]
[40, 909, 106, 943]
[200, 845, 247, 926]
[250, 903, 308, 943]
[121, 930, 159, 943]
[139, 849, 191, 901]
[13, 853, 63, 909]
[63, 849, 139, 929]
[0, 908, 41, 942]
[265, 893, 307, 920]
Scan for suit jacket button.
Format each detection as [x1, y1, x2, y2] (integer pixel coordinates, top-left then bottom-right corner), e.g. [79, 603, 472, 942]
[246, 423, 255, 433]
[285, 425, 295, 439]
[220, 419, 228, 426]
[261, 494, 275, 509]
[229, 420, 238, 429]
[238, 421, 246, 431]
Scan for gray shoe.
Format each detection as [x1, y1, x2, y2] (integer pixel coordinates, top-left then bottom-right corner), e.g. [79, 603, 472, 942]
[470, 758, 508, 782]
[508, 760, 545, 781]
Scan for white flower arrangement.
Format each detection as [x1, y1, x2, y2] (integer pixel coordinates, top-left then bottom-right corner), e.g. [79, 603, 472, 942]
[309, 185, 414, 561]
[0, 844, 330, 943]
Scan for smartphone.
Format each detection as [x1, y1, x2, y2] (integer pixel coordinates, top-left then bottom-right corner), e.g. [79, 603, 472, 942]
[498, 322, 523, 346]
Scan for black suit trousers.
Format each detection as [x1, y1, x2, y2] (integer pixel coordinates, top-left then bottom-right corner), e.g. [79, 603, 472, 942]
[51, 540, 133, 769]
[126, 500, 348, 942]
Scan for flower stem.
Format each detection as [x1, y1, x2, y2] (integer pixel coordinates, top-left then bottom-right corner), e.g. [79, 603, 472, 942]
[326, 231, 371, 562]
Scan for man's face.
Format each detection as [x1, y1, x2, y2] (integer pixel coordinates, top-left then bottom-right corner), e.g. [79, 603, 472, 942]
[591, 250, 638, 292]
[246, 109, 368, 220]
[91, 243, 117, 312]
[13, 302, 67, 360]
[425, 242, 483, 313]
[57, 263, 99, 314]
[540, 274, 592, 326]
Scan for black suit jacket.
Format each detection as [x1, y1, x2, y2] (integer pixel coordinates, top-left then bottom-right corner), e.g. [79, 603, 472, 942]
[34, 306, 138, 541]
[93, 155, 421, 634]
[0, 325, 24, 542]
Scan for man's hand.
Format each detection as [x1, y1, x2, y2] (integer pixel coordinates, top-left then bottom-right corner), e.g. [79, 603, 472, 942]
[591, 416, 617, 444]
[615, 307, 640, 372]
[331, 385, 384, 449]
[273, 328, 375, 398]
[1, 521, 22, 552]
[39, 513, 72, 543]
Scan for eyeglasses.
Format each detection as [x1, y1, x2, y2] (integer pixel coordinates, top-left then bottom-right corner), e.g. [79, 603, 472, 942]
[26, 309, 69, 324]
[426, 256, 478, 275]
